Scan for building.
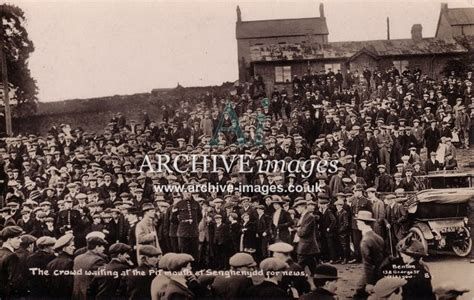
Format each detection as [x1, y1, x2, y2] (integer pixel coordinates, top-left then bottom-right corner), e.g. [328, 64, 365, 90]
[235, 4, 328, 82]
[237, 3, 470, 96]
[436, 3, 474, 38]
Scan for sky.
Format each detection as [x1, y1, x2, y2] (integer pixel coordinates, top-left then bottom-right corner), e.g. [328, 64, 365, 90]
[10, 0, 474, 102]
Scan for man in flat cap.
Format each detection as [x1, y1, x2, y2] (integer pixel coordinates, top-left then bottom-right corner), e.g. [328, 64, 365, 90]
[89, 243, 132, 298]
[369, 277, 406, 300]
[26, 236, 57, 297]
[73, 235, 108, 300]
[0, 226, 24, 298]
[349, 184, 372, 263]
[127, 245, 162, 300]
[301, 264, 340, 300]
[243, 257, 290, 299]
[14, 234, 37, 297]
[47, 233, 76, 299]
[136, 203, 161, 264]
[210, 252, 256, 299]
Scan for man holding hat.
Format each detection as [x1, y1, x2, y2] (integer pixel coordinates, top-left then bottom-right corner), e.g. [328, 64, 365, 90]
[0, 226, 24, 298]
[354, 210, 385, 299]
[300, 264, 340, 300]
[47, 233, 76, 298]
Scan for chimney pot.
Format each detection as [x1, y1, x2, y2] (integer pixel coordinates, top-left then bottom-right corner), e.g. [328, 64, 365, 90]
[441, 3, 448, 12]
[319, 3, 325, 18]
[411, 24, 423, 41]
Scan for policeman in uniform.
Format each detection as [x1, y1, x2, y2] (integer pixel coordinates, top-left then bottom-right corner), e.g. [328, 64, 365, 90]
[56, 198, 82, 243]
[173, 191, 202, 259]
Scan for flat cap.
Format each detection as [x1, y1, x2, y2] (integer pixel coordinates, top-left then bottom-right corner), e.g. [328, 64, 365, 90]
[260, 257, 288, 273]
[20, 234, 37, 245]
[166, 253, 194, 271]
[54, 233, 74, 250]
[229, 252, 257, 268]
[109, 243, 132, 256]
[36, 236, 57, 247]
[374, 277, 407, 298]
[86, 231, 106, 241]
[268, 242, 294, 253]
[0, 226, 24, 239]
[139, 245, 161, 257]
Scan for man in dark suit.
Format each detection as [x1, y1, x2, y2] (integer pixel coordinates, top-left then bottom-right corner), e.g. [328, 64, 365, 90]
[56, 198, 82, 243]
[255, 204, 271, 261]
[318, 196, 337, 263]
[424, 120, 441, 155]
[72, 235, 108, 300]
[14, 234, 36, 297]
[0, 226, 24, 299]
[127, 245, 161, 300]
[424, 152, 441, 174]
[295, 199, 320, 275]
[300, 264, 339, 300]
[374, 165, 393, 192]
[26, 236, 57, 297]
[88, 243, 132, 298]
[47, 234, 76, 299]
[212, 214, 229, 270]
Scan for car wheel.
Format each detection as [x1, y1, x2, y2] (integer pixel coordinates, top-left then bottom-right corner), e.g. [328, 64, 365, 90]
[409, 227, 429, 253]
[452, 227, 472, 257]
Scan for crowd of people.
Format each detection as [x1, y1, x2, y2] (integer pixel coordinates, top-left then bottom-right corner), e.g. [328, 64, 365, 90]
[0, 64, 473, 299]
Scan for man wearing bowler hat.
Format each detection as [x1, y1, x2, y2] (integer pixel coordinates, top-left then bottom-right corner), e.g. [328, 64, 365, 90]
[318, 194, 337, 263]
[354, 210, 385, 299]
[301, 264, 340, 300]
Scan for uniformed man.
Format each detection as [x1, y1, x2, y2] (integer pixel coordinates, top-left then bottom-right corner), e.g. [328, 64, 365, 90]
[300, 264, 340, 300]
[173, 191, 202, 259]
[0, 226, 24, 298]
[47, 233, 76, 299]
[88, 243, 133, 298]
[127, 245, 162, 300]
[56, 198, 82, 243]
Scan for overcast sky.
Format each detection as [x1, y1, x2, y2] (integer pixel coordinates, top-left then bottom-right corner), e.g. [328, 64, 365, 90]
[11, 0, 474, 102]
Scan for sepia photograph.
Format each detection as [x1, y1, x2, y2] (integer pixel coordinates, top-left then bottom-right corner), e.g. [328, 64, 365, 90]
[0, 0, 473, 299]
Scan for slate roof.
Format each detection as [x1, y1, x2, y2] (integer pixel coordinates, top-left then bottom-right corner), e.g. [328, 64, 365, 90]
[249, 37, 468, 62]
[236, 17, 328, 39]
[446, 7, 474, 26]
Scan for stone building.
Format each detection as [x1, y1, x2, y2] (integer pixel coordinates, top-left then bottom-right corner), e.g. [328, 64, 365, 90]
[237, 3, 470, 96]
[436, 3, 474, 38]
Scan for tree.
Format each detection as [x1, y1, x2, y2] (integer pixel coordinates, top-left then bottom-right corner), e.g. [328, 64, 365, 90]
[441, 58, 471, 78]
[0, 4, 38, 118]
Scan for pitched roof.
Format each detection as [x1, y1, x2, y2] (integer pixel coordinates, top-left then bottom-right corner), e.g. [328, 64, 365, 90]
[236, 17, 328, 39]
[446, 7, 474, 26]
[249, 37, 468, 62]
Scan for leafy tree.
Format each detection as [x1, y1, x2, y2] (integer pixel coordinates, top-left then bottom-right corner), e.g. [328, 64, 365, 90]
[441, 58, 471, 77]
[0, 4, 38, 118]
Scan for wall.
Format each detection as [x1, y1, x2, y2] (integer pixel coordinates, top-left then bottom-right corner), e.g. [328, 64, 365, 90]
[238, 34, 327, 81]
[452, 25, 474, 37]
[348, 53, 378, 73]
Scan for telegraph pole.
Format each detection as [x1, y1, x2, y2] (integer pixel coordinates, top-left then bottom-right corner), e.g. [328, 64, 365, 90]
[0, 22, 12, 136]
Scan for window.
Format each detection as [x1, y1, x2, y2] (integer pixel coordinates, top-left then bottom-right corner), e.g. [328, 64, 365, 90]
[324, 63, 341, 72]
[275, 66, 291, 83]
[393, 60, 409, 72]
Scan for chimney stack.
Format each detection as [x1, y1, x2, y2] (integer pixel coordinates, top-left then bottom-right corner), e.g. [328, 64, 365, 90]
[236, 5, 242, 22]
[319, 3, 325, 18]
[441, 3, 448, 12]
[411, 24, 423, 41]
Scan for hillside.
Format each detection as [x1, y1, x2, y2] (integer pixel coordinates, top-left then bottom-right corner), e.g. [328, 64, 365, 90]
[14, 82, 236, 135]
